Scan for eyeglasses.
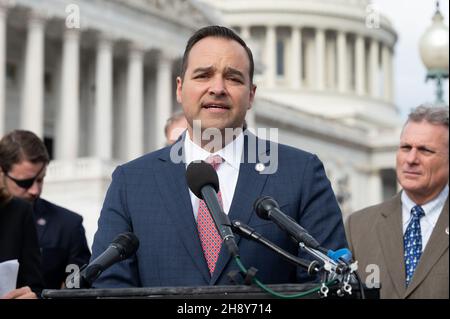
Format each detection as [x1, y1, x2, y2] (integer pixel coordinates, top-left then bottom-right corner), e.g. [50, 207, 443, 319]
[4, 165, 46, 189]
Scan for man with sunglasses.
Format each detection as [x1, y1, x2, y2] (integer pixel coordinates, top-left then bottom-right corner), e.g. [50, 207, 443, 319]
[0, 130, 91, 293]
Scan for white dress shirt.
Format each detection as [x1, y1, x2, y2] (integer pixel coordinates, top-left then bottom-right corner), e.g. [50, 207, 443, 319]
[402, 184, 449, 251]
[184, 130, 244, 220]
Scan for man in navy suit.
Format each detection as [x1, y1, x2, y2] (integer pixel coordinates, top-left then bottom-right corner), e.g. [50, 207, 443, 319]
[91, 25, 347, 288]
[0, 130, 91, 289]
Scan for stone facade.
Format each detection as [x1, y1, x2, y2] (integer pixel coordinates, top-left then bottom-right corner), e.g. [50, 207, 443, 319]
[0, 0, 401, 246]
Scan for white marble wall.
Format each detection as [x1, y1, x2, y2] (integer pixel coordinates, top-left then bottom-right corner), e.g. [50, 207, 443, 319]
[0, 3, 199, 159]
[1, 0, 401, 244]
[1, 0, 216, 247]
[237, 25, 395, 104]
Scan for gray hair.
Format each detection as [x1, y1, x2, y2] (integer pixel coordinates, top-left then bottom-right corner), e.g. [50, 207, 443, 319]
[406, 104, 449, 128]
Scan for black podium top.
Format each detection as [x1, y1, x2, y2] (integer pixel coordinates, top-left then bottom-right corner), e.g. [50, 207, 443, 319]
[42, 283, 378, 299]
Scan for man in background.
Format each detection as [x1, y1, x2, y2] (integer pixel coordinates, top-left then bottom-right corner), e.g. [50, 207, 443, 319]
[0, 130, 91, 289]
[165, 111, 188, 145]
[346, 105, 448, 298]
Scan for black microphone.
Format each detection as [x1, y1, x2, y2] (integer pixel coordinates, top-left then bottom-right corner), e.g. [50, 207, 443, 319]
[81, 232, 139, 286]
[186, 161, 239, 258]
[254, 196, 323, 251]
[231, 220, 320, 276]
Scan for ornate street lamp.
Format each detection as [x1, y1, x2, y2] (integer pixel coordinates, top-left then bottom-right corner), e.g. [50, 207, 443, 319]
[419, 0, 449, 105]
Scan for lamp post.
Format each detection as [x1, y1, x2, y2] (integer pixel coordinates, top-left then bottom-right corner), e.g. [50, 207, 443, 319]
[419, 0, 449, 105]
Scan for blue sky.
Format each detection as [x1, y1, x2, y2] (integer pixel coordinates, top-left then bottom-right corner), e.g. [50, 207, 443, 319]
[373, 0, 449, 118]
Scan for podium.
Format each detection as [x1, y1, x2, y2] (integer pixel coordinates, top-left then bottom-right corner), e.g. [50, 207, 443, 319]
[42, 283, 379, 299]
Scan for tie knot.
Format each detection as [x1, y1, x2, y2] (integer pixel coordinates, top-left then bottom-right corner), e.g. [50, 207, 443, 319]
[206, 155, 223, 171]
[411, 205, 425, 219]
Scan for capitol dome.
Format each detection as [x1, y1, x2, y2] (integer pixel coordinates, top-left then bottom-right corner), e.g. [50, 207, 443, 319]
[199, 0, 399, 131]
[199, 0, 402, 217]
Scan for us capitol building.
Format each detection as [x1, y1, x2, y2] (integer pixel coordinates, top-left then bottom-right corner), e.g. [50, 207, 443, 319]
[0, 0, 401, 245]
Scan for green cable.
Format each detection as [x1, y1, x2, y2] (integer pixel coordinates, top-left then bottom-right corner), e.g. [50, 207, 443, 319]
[234, 257, 337, 299]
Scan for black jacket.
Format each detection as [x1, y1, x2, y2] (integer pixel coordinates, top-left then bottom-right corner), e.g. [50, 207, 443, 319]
[0, 197, 43, 294]
[34, 198, 91, 289]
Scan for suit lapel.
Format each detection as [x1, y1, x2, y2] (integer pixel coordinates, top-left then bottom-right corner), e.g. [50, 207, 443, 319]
[405, 198, 449, 297]
[376, 194, 407, 297]
[211, 133, 270, 284]
[33, 198, 49, 244]
[155, 145, 211, 284]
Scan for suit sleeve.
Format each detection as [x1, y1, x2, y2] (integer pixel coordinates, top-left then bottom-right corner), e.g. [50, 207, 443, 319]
[90, 166, 141, 288]
[17, 205, 44, 294]
[296, 154, 348, 281]
[344, 213, 355, 257]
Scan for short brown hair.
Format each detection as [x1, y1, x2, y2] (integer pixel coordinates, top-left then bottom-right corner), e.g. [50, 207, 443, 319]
[0, 188, 11, 205]
[0, 130, 50, 174]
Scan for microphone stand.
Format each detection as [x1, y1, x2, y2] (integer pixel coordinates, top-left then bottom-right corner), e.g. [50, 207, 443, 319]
[231, 220, 356, 298]
[232, 220, 321, 276]
[297, 242, 358, 297]
[232, 219, 358, 297]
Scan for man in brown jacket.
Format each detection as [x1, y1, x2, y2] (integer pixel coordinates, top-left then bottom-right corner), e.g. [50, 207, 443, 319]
[346, 105, 448, 299]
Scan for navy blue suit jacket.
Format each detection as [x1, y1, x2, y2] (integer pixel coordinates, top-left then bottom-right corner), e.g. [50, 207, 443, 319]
[34, 198, 91, 289]
[0, 197, 43, 293]
[91, 133, 347, 287]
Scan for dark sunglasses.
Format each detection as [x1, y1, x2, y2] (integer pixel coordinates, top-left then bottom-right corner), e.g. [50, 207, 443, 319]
[5, 165, 45, 189]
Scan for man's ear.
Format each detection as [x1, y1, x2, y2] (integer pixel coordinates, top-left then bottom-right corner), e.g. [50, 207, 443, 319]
[248, 84, 257, 109]
[176, 76, 183, 104]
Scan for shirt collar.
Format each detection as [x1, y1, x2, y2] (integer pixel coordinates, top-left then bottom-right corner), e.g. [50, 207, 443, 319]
[401, 184, 449, 217]
[184, 129, 244, 170]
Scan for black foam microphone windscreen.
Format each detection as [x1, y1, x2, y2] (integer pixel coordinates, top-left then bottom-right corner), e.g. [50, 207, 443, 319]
[185, 161, 220, 199]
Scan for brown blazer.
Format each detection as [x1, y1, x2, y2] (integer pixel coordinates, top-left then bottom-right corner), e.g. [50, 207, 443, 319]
[346, 193, 448, 299]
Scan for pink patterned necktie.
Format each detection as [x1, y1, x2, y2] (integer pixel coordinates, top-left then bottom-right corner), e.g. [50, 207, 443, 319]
[197, 155, 223, 275]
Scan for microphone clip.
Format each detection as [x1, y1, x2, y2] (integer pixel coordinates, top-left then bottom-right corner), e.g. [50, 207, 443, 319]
[226, 266, 259, 286]
[78, 264, 92, 288]
[243, 267, 259, 286]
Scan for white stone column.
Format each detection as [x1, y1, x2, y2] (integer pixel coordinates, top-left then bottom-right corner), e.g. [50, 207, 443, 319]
[239, 26, 256, 128]
[337, 31, 347, 93]
[304, 38, 314, 88]
[369, 38, 379, 98]
[326, 37, 336, 89]
[291, 26, 301, 89]
[315, 28, 325, 90]
[368, 170, 383, 206]
[240, 25, 250, 41]
[242, 25, 256, 129]
[265, 25, 276, 89]
[236, 26, 256, 128]
[154, 52, 173, 149]
[355, 34, 365, 96]
[21, 12, 45, 138]
[388, 47, 394, 103]
[56, 28, 80, 160]
[115, 63, 127, 160]
[95, 35, 113, 160]
[126, 44, 144, 159]
[382, 44, 393, 102]
[0, 4, 7, 135]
